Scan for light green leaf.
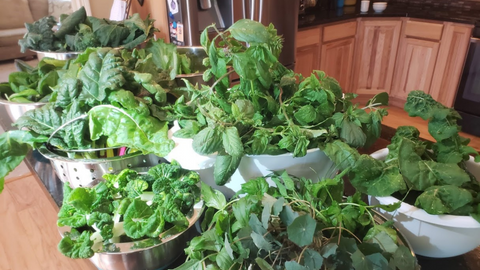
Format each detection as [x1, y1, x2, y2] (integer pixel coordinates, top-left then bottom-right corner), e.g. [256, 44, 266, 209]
[251, 231, 272, 251]
[255, 258, 275, 270]
[201, 182, 227, 210]
[229, 19, 269, 44]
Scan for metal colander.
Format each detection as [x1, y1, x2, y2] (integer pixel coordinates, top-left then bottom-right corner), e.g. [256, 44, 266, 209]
[37, 144, 165, 188]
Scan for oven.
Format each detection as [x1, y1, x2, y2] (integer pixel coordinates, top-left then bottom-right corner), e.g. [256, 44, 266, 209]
[454, 36, 480, 137]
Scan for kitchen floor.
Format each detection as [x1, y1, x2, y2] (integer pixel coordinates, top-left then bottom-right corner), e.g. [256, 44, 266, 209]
[1, 58, 95, 269]
[0, 58, 38, 181]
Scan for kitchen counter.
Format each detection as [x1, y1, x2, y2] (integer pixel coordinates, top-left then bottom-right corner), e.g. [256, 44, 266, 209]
[299, 3, 480, 30]
[1, 103, 480, 269]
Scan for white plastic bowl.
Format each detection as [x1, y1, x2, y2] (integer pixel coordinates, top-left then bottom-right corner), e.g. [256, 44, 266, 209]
[369, 148, 480, 258]
[372, 2, 387, 12]
[166, 123, 335, 199]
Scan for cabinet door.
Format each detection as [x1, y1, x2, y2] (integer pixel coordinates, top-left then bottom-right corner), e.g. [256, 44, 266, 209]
[430, 23, 473, 107]
[320, 37, 355, 92]
[295, 44, 320, 77]
[391, 38, 439, 101]
[353, 20, 402, 95]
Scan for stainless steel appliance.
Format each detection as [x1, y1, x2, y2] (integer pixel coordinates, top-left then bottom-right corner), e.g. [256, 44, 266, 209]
[454, 36, 480, 137]
[166, 0, 299, 69]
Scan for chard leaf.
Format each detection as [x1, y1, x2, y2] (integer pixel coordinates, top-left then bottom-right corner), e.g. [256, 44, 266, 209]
[214, 154, 242, 186]
[222, 126, 244, 157]
[78, 48, 125, 102]
[90, 17, 130, 48]
[287, 214, 316, 247]
[415, 185, 473, 215]
[88, 105, 174, 157]
[52, 63, 81, 107]
[192, 127, 223, 155]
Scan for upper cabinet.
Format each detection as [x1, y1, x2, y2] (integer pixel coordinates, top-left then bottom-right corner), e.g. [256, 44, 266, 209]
[320, 21, 357, 92]
[352, 19, 402, 96]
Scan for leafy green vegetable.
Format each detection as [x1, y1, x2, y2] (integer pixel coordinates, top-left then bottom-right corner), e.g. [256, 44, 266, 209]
[57, 161, 201, 259]
[168, 20, 388, 185]
[19, 12, 157, 52]
[177, 172, 416, 270]
[324, 91, 480, 219]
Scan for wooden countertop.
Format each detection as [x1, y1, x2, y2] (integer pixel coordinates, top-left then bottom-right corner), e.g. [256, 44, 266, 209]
[380, 106, 480, 153]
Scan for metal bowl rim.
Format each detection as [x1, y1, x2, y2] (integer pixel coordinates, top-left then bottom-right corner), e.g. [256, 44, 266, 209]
[58, 200, 204, 254]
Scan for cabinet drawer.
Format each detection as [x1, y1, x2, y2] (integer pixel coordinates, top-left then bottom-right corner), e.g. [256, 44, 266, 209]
[297, 27, 321, 47]
[323, 21, 357, 42]
[405, 20, 443, 41]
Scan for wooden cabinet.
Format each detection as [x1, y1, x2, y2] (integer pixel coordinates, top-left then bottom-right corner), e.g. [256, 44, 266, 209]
[295, 27, 321, 77]
[390, 19, 443, 105]
[430, 23, 473, 107]
[320, 37, 356, 92]
[319, 21, 357, 92]
[352, 19, 402, 95]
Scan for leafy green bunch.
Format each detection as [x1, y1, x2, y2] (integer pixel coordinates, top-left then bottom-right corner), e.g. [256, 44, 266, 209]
[175, 172, 417, 270]
[324, 91, 480, 220]
[19, 7, 157, 53]
[165, 19, 388, 185]
[57, 161, 201, 259]
[0, 44, 185, 194]
[0, 58, 70, 102]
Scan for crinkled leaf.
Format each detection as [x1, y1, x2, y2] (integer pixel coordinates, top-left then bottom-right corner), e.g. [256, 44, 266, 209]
[192, 126, 223, 155]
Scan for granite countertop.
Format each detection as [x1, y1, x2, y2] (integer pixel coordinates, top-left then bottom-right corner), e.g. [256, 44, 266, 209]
[299, 3, 480, 29]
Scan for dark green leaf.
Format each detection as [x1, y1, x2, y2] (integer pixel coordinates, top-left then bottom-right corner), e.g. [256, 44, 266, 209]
[192, 127, 223, 155]
[285, 261, 309, 270]
[214, 154, 242, 186]
[287, 214, 316, 247]
[222, 126, 244, 157]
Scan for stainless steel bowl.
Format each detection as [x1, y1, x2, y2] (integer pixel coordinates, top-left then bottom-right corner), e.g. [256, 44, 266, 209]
[0, 97, 46, 123]
[33, 50, 81, 61]
[58, 201, 204, 270]
[37, 144, 166, 188]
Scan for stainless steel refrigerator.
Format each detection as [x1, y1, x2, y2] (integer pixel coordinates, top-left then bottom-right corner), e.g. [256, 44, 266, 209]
[166, 0, 299, 69]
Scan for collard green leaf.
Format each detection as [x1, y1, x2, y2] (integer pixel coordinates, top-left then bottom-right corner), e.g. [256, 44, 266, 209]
[399, 140, 470, 190]
[214, 154, 242, 186]
[321, 141, 360, 171]
[415, 185, 473, 215]
[287, 214, 316, 247]
[222, 126, 244, 157]
[192, 127, 223, 155]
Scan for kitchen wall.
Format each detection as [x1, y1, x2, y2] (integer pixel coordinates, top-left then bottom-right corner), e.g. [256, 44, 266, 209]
[388, 0, 480, 10]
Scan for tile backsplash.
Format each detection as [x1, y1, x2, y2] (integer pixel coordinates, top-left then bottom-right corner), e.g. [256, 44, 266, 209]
[388, 0, 480, 11]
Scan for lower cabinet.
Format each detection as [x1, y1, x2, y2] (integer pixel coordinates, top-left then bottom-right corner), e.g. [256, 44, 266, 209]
[295, 44, 320, 78]
[390, 37, 440, 102]
[319, 37, 356, 92]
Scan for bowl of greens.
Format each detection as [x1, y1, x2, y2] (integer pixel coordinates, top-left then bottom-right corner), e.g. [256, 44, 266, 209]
[369, 149, 480, 258]
[168, 19, 389, 195]
[57, 162, 203, 270]
[177, 172, 419, 269]
[323, 91, 480, 258]
[19, 7, 156, 55]
[0, 58, 69, 122]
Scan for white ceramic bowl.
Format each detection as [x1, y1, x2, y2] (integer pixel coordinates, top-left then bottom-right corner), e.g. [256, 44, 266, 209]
[372, 2, 387, 12]
[369, 148, 480, 258]
[166, 123, 335, 199]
